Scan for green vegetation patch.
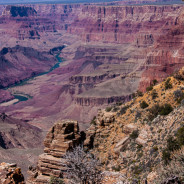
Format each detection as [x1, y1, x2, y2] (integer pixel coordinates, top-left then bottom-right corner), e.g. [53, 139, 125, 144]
[140, 100, 149, 109]
[165, 78, 173, 90]
[148, 103, 173, 121]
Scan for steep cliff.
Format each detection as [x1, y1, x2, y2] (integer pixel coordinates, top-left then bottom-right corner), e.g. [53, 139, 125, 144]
[69, 5, 181, 43]
[139, 10, 184, 91]
[27, 120, 82, 183]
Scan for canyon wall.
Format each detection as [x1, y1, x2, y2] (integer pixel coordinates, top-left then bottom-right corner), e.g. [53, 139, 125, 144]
[0, 3, 184, 127]
[68, 5, 181, 43]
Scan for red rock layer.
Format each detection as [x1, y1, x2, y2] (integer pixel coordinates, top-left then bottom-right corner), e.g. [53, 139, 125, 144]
[139, 11, 184, 91]
[1, 3, 184, 126]
[68, 5, 181, 44]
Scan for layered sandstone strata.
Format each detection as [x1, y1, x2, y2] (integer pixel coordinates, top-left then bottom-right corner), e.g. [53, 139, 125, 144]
[1, 3, 184, 129]
[69, 5, 182, 44]
[27, 120, 82, 183]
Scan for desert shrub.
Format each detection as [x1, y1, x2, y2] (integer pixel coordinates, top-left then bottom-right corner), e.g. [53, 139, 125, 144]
[132, 165, 143, 175]
[152, 79, 158, 86]
[140, 101, 149, 109]
[173, 89, 183, 99]
[146, 85, 153, 92]
[159, 104, 173, 115]
[173, 89, 184, 104]
[162, 135, 182, 165]
[174, 72, 184, 81]
[148, 104, 161, 121]
[64, 145, 103, 184]
[105, 106, 112, 112]
[50, 176, 64, 184]
[112, 106, 120, 112]
[153, 146, 158, 152]
[137, 90, 143, 97]
[147, 113, 156, 122]
[90, 116, 96, 125]
[112, 165, 121, 172]
[148, 103, 173, 121]
[162, 149, 171, 165]
[132, 93, 136, 99]
[167, 136, 180, 152]
[151, 89, 158, 100]
[176, 126, 184, 147]
[130, 130, 139, 139]
[155, 149, 184, 184]
[165, 78, 172, 90]
[119, 105, 129, 115]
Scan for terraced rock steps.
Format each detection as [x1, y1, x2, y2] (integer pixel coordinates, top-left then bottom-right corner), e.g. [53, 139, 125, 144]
[27, 120, 82, 183]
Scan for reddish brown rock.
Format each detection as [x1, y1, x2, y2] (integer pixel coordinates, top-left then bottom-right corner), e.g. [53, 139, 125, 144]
[1, 3, 184, 130]
[27, 120, 82, 183]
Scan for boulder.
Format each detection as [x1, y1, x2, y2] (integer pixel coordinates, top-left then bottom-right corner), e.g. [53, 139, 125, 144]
[114, 137, 130, 154]
[135, 138, 147, 146]
[123, 124, 137, 134]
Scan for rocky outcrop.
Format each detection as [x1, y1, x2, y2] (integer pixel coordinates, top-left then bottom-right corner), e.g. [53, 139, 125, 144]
[84, 109, 116, 150]
[27, 120, 82, 183]
[69, 73, 119, 85]
[0, 162, 25, 184]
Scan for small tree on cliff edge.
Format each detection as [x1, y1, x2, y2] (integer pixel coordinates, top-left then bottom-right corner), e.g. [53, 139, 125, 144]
[64, 145, 103, 184]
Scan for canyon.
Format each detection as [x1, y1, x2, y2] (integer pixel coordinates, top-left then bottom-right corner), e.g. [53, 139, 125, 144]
[25, 67, 184, 183]
[0, 0, 184, 178]
[0, 3, 184, 127]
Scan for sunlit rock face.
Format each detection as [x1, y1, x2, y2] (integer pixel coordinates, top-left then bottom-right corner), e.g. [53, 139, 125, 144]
[27, 120, 81, 183]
